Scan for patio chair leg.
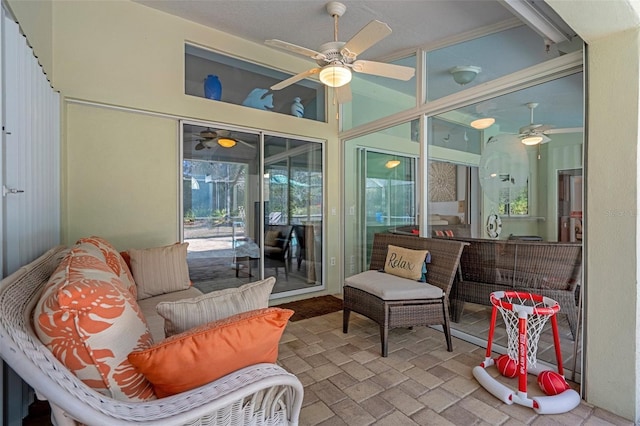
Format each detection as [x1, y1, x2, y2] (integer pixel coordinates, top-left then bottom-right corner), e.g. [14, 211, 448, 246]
[443, 301, 453, 352]
[380, 325, 389, 357]
[343, 309, 351, 333]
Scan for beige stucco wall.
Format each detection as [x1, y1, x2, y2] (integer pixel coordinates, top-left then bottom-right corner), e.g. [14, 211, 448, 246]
[550, 0, 640, 421]
[583, 28, 640, 421]
[6, 0, 53, 78]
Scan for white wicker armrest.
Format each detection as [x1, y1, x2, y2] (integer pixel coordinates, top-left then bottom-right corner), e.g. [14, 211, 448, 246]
[0, 246, 303, 425]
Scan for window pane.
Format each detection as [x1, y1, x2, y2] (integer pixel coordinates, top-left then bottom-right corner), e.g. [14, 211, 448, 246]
[342, 55, 416, 131]
[264, 136, 324, 291]
[344, 122, 419, 275]
[426, 25, 582, 102]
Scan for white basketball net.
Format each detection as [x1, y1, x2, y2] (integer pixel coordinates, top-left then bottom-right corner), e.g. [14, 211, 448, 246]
[496, 292, 555, 368]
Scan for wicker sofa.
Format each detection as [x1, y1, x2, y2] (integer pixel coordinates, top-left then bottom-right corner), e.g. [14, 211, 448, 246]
[448, 237, 582, 340]
[0, 243, 303, 425]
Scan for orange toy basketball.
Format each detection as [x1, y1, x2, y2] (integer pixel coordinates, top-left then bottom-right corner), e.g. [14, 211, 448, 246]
[537, 370, 570, 396]
[495, 354, 518, 378]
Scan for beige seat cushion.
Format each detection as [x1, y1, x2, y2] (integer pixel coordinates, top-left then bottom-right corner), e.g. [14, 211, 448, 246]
[137, 287, 203, 341]
[344, 270, 443, 301]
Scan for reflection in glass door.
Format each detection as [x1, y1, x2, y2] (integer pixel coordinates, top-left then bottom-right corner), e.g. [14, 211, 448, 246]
[359, 149, 417, 266]
[182, 122, 324, 296]
[182, 123, 260, 293]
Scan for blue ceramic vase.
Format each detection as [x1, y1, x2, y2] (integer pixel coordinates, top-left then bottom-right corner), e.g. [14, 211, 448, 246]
[204, 75, 222, 100]
[291, 97, 304, 117]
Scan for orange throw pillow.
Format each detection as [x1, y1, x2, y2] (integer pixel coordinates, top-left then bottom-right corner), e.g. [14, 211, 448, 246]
[128, 307, 293, 397]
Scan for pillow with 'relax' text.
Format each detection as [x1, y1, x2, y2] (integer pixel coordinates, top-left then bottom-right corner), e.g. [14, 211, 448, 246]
[383, 245, 429, 281]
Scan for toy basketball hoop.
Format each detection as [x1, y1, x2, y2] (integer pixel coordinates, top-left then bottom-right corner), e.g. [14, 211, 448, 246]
[472, 291, 580, 414]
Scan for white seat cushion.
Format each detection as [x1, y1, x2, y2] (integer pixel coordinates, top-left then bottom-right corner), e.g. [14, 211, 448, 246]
[344, 270, 443, 301]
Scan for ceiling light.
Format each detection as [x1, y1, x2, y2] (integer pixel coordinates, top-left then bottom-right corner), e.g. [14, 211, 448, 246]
[449, 65, 481, 85]
[385, 160, 401, 169]
[521, 135, 544, 145]
[319, 64, 352, 88]
[470, 118, 495, 130]
[217, 138, 236, 148]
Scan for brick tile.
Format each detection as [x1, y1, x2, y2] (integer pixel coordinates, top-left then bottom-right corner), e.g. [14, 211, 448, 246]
[331, 397, 377, 425]
[418, 388, 459, 413]
[411, 408, 457, 425]
[376, 410, 419, 425]
[370, 367, 409, 388]
[458, 395, 509, 424]
[341, 360, 375, 381]
[300, 401, 333, 426]
[343, 378, 385, 403]
[327, 371, 358, 389]
[308, 379, 348, 406]
[379, 387, 425, 416]
[359, 395, 395, 420]
[405, 366, 445, 389]
[440, 403, 480, 425]
[441, 376, 481, 398]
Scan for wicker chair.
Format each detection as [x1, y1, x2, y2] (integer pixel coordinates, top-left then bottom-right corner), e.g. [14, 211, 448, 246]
[448, 237, 582, 340]
[343, 233, 467, 357]
[264, 225, 294, 280]
[0, 246, 303, 425]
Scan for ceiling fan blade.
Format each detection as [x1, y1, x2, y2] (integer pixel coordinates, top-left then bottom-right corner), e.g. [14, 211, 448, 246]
[519, 123, 541, 134]
[271, 68, 321, 90]
[265, 39, 326, 61]
[334, 84, 352, 104]
[545, 127, 584, 134]
[351, 60, 415, 81]
[195, 142, 206, 151]
[341, 20, 392, 59]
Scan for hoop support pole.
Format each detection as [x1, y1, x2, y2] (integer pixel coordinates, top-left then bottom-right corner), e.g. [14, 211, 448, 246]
[550, 314, 565, 376]
[484, 305, 499, 360]
[518, 311, 528, 394]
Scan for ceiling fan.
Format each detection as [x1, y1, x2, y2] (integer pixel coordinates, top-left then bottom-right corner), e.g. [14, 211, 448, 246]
[192, 129, 253, 151]
[264, 1, 415, 104]
[518, 102, 553, 145]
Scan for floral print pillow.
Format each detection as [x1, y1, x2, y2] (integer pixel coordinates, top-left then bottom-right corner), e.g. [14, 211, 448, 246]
[34, 247, 155, 401]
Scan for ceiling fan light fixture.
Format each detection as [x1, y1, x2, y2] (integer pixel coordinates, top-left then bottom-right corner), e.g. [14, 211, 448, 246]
[385, 159, 401, 169]
[319, 64, 352, 87]
[470, 117, 495, 130]
[449, 65, 481, 85]
[521, 134, 544, 145]
[217, 138, 236, 148]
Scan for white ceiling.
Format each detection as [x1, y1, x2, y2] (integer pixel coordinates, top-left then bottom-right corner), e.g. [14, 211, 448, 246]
[134, 0, 515, 61]
[134, 0, 584, 133]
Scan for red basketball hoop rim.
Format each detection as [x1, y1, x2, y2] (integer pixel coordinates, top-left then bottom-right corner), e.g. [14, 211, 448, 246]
[490, 291, 560, 316]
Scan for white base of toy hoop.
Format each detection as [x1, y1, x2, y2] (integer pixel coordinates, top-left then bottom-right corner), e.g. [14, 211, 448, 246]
[473, 366, 581, 414]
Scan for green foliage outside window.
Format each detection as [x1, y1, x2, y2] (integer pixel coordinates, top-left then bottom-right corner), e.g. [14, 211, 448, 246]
[498, 186, 528, 216]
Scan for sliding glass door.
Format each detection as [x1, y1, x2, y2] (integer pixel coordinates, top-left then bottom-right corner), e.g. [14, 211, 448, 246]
[182, 122, 324, 296]
[344, 121, 420, 276]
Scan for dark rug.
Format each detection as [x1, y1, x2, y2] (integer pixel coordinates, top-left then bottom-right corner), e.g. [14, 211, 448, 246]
[275, 295, 343, 322]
